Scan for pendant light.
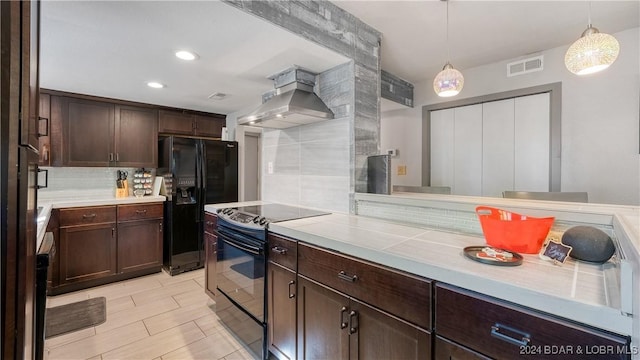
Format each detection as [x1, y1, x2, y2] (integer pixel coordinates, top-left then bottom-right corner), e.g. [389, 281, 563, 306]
[564, 2, 620, 75]
[433, 0, 464, 97]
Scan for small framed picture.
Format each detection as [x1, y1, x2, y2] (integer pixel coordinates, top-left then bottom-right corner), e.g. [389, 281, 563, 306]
[539, 240, 573, 264]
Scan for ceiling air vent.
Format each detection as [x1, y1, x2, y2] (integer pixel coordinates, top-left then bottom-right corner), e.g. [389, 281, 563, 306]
[507, 55, 543, 77]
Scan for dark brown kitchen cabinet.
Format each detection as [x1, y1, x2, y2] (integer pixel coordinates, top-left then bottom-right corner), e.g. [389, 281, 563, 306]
[59, 96, 115, 167]
[435, 284, 631, 360]
[204, 212, 218, 300]
[295, 242, 432, 360]
[50, 203, 164, 295]
[114, 105, 158, 167]
[117, 203, 163, 273]
[52, 95, 158, 167]
[58, 206, 117, 285]
[268, 234, 298, 360]
[38, 93, 51, 165]
[159, 109, 225, 138]
[296, 275, 431, 360]
[435, 336, 491, 360]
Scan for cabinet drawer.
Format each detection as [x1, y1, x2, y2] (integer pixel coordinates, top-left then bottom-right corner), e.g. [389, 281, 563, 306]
[435, 284, 630, 360]
[59, 206, 116, 226]
[268, 234, 297, 271]
[298, 243, 431, 330]
[118, 203, 163, 222]
[204, 212, 217, 234]
[435, 335, 491, 360]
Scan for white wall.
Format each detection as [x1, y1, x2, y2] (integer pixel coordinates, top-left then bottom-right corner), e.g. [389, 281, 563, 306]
[382, 27, 640, 205]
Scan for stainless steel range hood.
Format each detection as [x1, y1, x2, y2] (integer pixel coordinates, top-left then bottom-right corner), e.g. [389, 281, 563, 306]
[238, 67, 333, 129]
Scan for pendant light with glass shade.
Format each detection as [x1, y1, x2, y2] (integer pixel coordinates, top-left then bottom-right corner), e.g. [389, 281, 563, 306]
[433, 0, 464, 97]
[564, 2, 620, 75]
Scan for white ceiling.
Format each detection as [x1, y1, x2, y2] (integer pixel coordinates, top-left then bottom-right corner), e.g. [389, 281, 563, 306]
[41, 1, 639, 115]
[337, 0, 639, 84]
[40, 1, 348, 114]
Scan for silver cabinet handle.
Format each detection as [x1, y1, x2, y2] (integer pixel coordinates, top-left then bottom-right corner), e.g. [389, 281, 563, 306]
[271, 246, 287, 255]
[338, 271, 358, 283]
[339, 306, 348, 329]
[348, 310, 358, 335]
[288, 280, 295, 299]
[490, 323, 531, 347]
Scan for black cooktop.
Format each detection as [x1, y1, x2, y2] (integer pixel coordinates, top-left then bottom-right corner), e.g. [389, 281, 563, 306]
[233, 204, 330, 223]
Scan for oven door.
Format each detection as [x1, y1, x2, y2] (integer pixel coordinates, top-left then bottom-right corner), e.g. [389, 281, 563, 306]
[216, 227, 266, 323]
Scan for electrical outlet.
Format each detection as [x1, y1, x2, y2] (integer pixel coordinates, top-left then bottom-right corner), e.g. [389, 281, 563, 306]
[397, 165, 407, 176]
[267, 162, 274, 174]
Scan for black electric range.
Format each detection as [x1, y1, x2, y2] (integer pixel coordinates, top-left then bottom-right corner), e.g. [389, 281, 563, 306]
[213, 203, 330, 360]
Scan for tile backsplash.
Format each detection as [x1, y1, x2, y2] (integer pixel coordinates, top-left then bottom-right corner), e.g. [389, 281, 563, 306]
[38, 167, 146, 192]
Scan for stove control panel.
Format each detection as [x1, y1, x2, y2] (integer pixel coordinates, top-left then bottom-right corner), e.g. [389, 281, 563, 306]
[217, 208, 269, 230]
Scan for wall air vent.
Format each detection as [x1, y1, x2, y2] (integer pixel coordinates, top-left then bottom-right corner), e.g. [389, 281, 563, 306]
[507, 55, 544, 77]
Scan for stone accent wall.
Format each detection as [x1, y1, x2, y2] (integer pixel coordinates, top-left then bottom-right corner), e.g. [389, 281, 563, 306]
[223, 0, 381, 211]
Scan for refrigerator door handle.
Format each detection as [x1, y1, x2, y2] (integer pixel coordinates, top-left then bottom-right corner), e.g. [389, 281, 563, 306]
[195, 141, 202, 222]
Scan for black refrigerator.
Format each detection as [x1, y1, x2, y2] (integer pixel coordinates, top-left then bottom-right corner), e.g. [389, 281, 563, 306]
[158, 136, 238, 275]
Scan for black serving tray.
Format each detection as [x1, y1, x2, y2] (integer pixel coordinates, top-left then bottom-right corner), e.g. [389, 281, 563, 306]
[463, 246, 523, 266]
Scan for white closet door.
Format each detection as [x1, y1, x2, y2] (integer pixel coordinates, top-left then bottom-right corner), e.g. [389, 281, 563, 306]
[482, 99, 515, 197]
[454, 104, 483, 196]
[515, 93, 550, 191]
[430, 108, 454, 189]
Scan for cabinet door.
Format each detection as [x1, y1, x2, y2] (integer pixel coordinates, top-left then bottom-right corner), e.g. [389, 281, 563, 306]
[482, 99, 515, 197]
[117, 219, 162, 273]
[204, 231, 217, 299]
[61, 97, 114, 166]
[115, 105, 158, 167]
[195, 114, 225, 138]
[20, 0, 40, 151]
[59, 223, 116, 284]
[453, 104, 483, 196]
[38, 93, 51, 166]
[297, 276, 349, 360]
[268, 262, 296, 360]
[158, 109, 194, 135]
[350, 298, 431, 360]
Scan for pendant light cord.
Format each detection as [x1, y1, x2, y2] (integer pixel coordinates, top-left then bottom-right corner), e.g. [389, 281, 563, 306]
[446, 0, 450, 62]
[588, 1, 592, 27]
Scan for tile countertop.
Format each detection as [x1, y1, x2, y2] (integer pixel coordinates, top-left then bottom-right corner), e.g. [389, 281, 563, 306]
[36, 190, 166, 252]
[204, 199, 635, 337]
[269, 212, 632, 337]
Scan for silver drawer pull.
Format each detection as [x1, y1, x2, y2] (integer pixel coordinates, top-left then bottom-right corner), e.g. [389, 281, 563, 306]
[288, 280, 295, 299]
[271, 246, 287, 255]
[490, 323, 531, 347]
[82, 213, 97, 219]
[135, 209, 148, 214]
[338, 271, 358, 283]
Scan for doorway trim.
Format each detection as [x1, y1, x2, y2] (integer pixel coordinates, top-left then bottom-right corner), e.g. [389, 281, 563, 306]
[236, 125, 262, 201]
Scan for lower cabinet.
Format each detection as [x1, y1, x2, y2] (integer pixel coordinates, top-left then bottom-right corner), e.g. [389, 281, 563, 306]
[435, 335, 491, 360]
[117, 218, 162, 273]
[51, 203, 163, 294]
[268, 262, 297, 360]
[435, 283, 631, 360]
[204, 231, 217, 299]
[297, 275, 431, 360]
[59, 222, 116, 284]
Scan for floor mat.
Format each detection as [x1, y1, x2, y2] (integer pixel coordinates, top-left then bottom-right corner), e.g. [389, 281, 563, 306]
[45, 297, 106, 338]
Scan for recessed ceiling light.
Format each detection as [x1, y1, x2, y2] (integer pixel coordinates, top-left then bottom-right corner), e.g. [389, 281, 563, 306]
[175, 50, 198, 61]
[147, 82, 165, 89]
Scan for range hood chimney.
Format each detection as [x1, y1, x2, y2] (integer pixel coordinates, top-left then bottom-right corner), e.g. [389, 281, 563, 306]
[237, 66, 334, 129]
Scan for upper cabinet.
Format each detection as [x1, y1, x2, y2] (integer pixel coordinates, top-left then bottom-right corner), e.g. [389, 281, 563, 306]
[51, 95, 158, 168]
[159, 109, 225, 138]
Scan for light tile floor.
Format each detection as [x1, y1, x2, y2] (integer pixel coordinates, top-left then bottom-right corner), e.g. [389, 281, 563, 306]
[44, 269, 259, 360]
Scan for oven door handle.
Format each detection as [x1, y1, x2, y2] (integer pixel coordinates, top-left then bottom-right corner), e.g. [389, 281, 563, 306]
[219, 233, 263, 256]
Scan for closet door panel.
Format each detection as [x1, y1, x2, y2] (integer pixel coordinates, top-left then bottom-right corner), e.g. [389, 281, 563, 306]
[453, 104, 483, 196]
[482, 99, 515, 197]
[430, 109, 455, 189]
[514, 93, 550, 191]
